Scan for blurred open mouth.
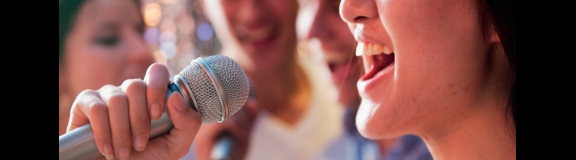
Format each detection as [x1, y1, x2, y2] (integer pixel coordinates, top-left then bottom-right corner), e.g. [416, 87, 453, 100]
[236, 23, 278, 51]
[326, 54, 359, 84]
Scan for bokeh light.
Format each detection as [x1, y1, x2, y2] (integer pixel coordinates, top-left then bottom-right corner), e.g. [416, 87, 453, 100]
[160, 41, 177, 59]
[196, 22, 214, 41]
[144, 27, 160, 45]
[160, 0, 176, 4]
[144, 2, 162, 27]
[160, 31, 176, 44]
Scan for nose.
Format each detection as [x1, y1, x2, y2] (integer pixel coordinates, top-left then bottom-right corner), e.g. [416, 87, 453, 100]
[297, 1, 329, 41]
[126, 32, 155, 66]
[306, 2, 330, 40]
[339, 0, 378, 24]
[237, 0, 266, 27]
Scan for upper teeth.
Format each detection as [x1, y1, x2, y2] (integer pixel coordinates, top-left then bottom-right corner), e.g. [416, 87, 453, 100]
[355, 42, 393, 56]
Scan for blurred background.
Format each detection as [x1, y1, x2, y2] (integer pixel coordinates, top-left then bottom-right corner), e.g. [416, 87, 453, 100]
[141, 0, 221, 75]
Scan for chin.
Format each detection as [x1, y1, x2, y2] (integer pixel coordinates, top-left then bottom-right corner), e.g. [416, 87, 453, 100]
[355, 99, 382, 139]
[356, 96, 408, 140]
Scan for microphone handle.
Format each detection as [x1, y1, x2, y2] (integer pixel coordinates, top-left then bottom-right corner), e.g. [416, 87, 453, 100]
[59, 83, 182, 160]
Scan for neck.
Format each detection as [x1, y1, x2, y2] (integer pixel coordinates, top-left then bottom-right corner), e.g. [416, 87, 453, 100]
[422, 42, 515, 160]
[421, 99, 515, 160]
[253, 61, 310, 126]
[375, 138, 400, 159]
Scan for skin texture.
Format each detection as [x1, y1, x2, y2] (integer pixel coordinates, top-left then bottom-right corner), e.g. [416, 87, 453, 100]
[340, 0, 515, 159]
[61, 0, 202, 160]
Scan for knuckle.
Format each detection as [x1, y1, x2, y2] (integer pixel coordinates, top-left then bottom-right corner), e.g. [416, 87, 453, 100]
[77, 89, 97, 98]
[131, 112, 150, 123]
[107, 93, 128, 107]
[88, 102, 108, 116]
[100, 84, 117, 90]
[124, 79, 146, 94]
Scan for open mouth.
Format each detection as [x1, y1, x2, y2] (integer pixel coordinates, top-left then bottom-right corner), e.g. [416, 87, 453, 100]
[326, 55, 360, 84]
[355, 42, 395, 80]
[235, 23, 279, 50]
[327, 56, 359, 73]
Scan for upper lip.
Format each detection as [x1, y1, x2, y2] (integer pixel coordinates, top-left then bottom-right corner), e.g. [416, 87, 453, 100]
[355, 33, 389, 49]
[353, 24, 388, 47]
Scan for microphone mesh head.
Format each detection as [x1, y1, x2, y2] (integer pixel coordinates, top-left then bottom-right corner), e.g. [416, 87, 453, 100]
[178, 55, 250, 123]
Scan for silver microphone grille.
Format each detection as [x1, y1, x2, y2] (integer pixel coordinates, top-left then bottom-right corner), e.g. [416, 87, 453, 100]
[177, 55, 250, 123]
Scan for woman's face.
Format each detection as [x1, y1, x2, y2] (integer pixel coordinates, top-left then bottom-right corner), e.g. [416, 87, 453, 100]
[340, 0, 497, 138]
[61, 0, 154, 100]
[203, 0, 299, 72]
[296, 0, 361, 108]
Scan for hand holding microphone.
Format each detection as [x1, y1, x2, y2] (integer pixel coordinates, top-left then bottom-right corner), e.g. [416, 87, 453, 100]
[59, 55, 250, 160]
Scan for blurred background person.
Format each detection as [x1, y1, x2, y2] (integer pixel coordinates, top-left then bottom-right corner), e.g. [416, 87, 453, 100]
[59, 0, 156, 137]
[188, 0, 345, 159]
[296, 0, 432, 159]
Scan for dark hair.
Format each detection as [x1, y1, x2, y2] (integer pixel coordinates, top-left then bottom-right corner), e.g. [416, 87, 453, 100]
[59, 0, 85, 65]
[481, 0, 516, 132]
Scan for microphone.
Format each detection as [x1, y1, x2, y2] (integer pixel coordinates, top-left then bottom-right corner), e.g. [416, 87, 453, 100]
[210, 82, 256, 160]
[59, 55, 250, 160]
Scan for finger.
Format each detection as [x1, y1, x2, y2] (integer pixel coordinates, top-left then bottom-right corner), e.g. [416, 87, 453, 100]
[193, 123, 221, 160]
[121, 79, 150, 151]
[67, 90, 115, 159]
[133, 92, 202, 160]
[99, 85, 132, 160]
[165, 91, 202, 158]
[143, 63, 171, 120]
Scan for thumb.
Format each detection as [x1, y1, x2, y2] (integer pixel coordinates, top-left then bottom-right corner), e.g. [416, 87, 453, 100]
[164, 91, 202, 157]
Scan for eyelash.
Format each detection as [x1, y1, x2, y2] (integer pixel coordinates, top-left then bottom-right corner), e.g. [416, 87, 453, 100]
[94, 36, 119, 47]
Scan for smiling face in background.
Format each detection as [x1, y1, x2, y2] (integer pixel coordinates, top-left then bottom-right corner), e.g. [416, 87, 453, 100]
[340, 0, 503, 139]
[296, 0, 362, 108]
[60, 0, 154, 101]
[202, 0, 300, 74]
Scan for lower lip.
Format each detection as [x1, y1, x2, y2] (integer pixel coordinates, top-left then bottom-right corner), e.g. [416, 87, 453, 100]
[245, 34, 278, 51]
[358, 61, 395, 93]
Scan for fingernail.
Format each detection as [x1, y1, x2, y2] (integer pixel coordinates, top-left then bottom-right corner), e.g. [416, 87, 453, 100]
[172, 92, 186, 112]
[117, 148, 130, 160]
[103, 143, 113, 157]
[133, 134, 147, 151]
[150, 103, 161, 120]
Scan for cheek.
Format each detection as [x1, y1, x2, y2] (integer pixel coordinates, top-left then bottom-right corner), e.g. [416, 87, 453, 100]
[384, 0, 483, 93]
[66, 49, 125, 95]
[272, 1, 298, 35]
[274, 0, 299, 19]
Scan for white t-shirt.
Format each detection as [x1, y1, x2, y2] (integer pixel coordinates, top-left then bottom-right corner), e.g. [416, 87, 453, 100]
[180, 54, 344, 160]
[243, 55, 344, 160]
